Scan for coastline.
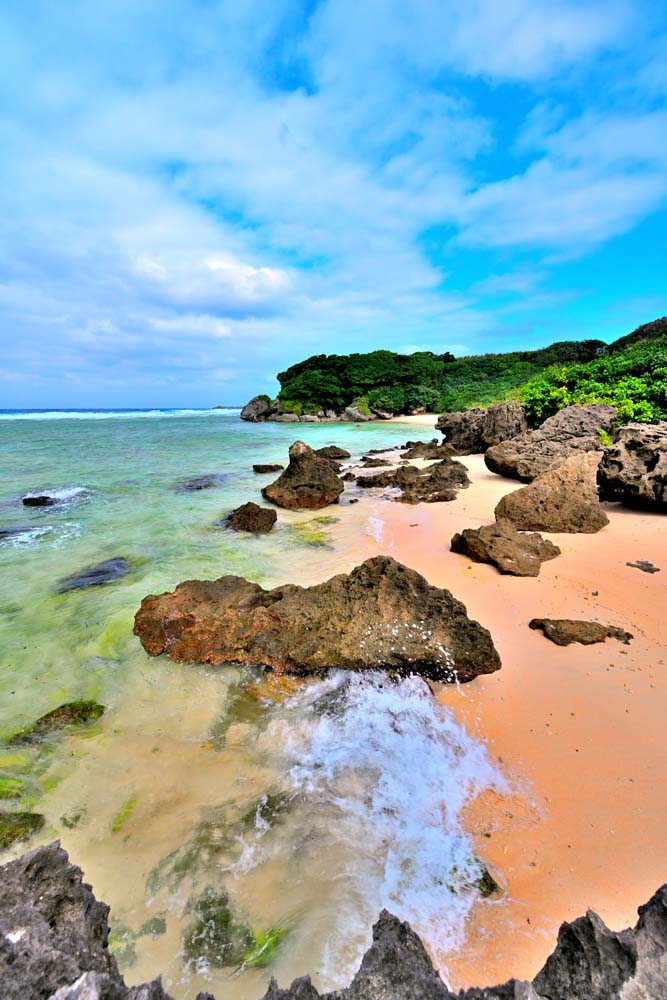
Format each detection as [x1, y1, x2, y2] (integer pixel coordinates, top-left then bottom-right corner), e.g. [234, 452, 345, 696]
[338, 451, 667, 989]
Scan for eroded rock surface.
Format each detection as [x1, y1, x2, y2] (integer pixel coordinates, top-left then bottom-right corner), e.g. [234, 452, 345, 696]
[226, 502, 277, 534]
[485, 404, 618, 482]
[253, 464, 284, 474]
[597, 422, 667, 511]
[356, 459, 470, 504]
[437, 403, 527, 455]
[241, 396, 273, 421]
[262, 442, 344, 510]
[400, 440, 456, 460]
[529, 618, 633, 646]
[494, 452, 609, 533]
[315, 446, 351, 460]
[134, 555, 500, 683]
[451, 520, 560, 577]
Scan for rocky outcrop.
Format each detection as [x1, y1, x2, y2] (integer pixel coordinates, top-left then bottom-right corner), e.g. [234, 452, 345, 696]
[356, 458, 470, 504]
[494, 452, 609, 533]
[2, 842, 667, 1000]
[57, 558, 132, 593]
[436, 403, 528, 455]
[341, 405, 372, 422]
[134, 555, 501, 683]
[485, 404, 618, 482]
[400, 440, 456, 460]
[267, 412, 300, 423]
[253, 464, 284, 474]
[226, 502, 277, 534]
[529, 618, 634, 646]
[315, 446, 351, 460]
[451, 520, 560, 577]
[597, 422, 667, 511]
[262, 442, 344, 510]
[241, 395, 273, 421]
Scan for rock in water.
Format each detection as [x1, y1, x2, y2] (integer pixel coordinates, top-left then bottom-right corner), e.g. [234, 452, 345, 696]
[226, 502, 277, 534]
[315, 445, 351, 460]
[529, 618, 633, 646]
[262, 441, 344, 510]
[485, 403, 618, 481]
[597, 422, 667, 511]
[494, 452, 609, 533]
[8, 701, 104, 745]
[451, 520, 560, 577]
[176, 474, 228, 492]
[253, 464, 284, 473]
[133, 555, 501, 683]
[436, 403, 527, 455]
[241, 395, 273, 421]
[0, 811, 45, 850]
[57, 558, 132, 593]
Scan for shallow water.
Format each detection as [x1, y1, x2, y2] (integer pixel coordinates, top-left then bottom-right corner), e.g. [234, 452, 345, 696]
[0, 412, 504, 998]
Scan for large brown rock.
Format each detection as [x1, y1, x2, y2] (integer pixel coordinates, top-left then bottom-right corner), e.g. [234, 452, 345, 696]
[240, 395, 272, 421]
[529, 618, 633, 646]
[597, 422, 667, 511]
[134, 555, 501, 683]
[315, 445, 351, 460]
[485, 403, 618, 481]
[262, 441, 344, 510]
[436, 403, 528, 455]
[494, 452, 609, 533]
[356, 458, 470, 504]
[226, 502, 277, 534]
[481, 401, 529, 449]
[400, 440, 457, 460]
[450, 519, 560, 577]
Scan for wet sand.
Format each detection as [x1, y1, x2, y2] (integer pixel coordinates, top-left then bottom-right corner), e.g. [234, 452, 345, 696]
[348, 454, 667, 988]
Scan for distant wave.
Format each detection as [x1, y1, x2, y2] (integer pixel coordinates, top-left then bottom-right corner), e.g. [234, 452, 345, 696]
[0, 408, 240, 421]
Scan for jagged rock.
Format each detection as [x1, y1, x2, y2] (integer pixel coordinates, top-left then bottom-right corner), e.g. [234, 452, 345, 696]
[226, 502, 277, 534]
[494, 452, 609, 533]
[627, 560, 661, 574]
[400, 440, 457, 460]
[360, 457, 393, 468]
[176, 474, 228, 493]
[134, 555, 501, 683]
[597, 422, 667, 511]
[253, 464, 284, 473]
[436, 403, 528, 455]
[22, 495, 58, 507]
[451, 520, 560, 577]
[341, 406, 372, 422]
[529, 618, 634, 646]
[57, 559, 132, 593]
[267, 412, 300, 423]
[8, 701, 104, 746]
[241, 396, 272, 421]
[315, 446, 351, 460]
[262, 441, 344, 510]
[485, 404, 618, 482]
[356, 459, 470, 504]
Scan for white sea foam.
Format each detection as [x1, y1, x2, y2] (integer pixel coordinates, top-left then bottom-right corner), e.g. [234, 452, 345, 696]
[0, 408, 238, 421]
[22, 486, 89, 503]
[0, 526, 54, 548]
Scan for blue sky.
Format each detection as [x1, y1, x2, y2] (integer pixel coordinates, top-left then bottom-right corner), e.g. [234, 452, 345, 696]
[1, 0, 666, 407]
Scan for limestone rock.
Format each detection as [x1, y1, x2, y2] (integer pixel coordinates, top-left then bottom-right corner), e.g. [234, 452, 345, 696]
[267, 412, 300, 423]
[494, 452, 609, 533]
[262, 441, 344, 510]
[356, 458, 470, 504]
[451, 520, 560, 577]
[529, 618, 634, 646]
[485, 404, 617, 482]
[315, 446, 351, 460]
[400, 440, 457, 460]
[436, 403, 528, 455]
[240, 396, 272, 421]
[597, 422, 667, 511]
[253, 464, 284, 473]
[341, 406, 372, 422]
[134, 555, 501, 683]
[226, 502, 277, 534]
[481, 401, 529, 449]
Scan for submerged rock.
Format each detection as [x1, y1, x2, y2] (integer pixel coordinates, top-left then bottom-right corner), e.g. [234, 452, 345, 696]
[253, 464, 284, 474]
[597, 422, 667, 511]
[8, 701, 104, 746]
[57, 558, 132, 593]
[451, 520, 560, 577]
[0, 525, 35, 540]
[176, 474, 229, 493]
[133, 555, 501, 683]
[226, 502, 277, 534]
[262, 441, 344, 510]
[2, 842, 667, 1000]
[485, 403, 618, 482]
[494, 452, 609, 533]
[529, 618, 634, 646]
[182, 889, 254, 968]
[356, 458, 470, 504]
[0, 811, 45, 849]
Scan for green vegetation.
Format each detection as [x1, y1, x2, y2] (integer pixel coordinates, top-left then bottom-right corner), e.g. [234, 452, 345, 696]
[183, 889, 255, 968]
[276, 341, 604, 416]
[111, 794, 138, 833]
[8, 700, 104, 746]
[0, 810, 45, 849]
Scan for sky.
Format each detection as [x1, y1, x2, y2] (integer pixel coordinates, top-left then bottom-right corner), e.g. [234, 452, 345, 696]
[0, 0, 666, 408]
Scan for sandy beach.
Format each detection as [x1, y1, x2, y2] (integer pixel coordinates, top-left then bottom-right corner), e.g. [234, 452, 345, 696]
[349, 449, 667, 989]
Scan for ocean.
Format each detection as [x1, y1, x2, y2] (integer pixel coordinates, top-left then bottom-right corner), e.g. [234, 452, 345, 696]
[0, 410, 503, 998]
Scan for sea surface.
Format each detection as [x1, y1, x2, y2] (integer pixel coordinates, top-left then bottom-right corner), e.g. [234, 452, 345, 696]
[0, 409, 504, 998]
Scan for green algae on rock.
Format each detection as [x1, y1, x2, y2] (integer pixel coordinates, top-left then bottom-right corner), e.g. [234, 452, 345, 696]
[8, 700, 104, 746]
[111, 794, 138, 833]
[0, 810, 45, 849]
[183, 888, 255, 968]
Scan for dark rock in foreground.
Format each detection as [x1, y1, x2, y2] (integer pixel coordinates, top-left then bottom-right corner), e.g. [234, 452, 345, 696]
[226, 502, 277, 534]
[134, 555, 500, 683]
[451, 520, 560, 577]
[253, 464, 284, 474]
[22, 495, 59, 507]
[356, 458, 470, 504]
[2, 842, 667, 1000]
[494, 452, 609, 533]
[529, 618, 634, 646]
[8, 701, 104, 746]
[57, 558, 133, 593]
[485, 404, 618, 482]
[597, 422, 667, 511]
[436, 402, 527, 455]
[262, 441, 344, 510]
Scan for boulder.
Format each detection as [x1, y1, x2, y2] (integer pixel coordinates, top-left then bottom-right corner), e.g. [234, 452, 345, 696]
[485, 404, 618, 482]
[22, 495, 58, 508]
[451, 520, 560, 577]
[176, 474, 228, 493]
[360, 457, 393, 468]
[482, 401, 529, 448]
[267, 412, 300, 423]
[494, 452, 609, 533]
[134, 555, 501, 683]
[597, 422, 667, 511]
[9, 701, 104, 746]
[341, 406, 372, 422]
[240, 396, 272, 421]
[315, 446, 351, 460]
[226, 502, 277, 534]
[356, 458, 470, 504]
[529, 618, 634, 646]
[57, 558, 132, 593]
[400, 440, 456, 460]
[436, 403, 528, 455]
[253, 464, 284, 474]
[262, 441, 344, 510]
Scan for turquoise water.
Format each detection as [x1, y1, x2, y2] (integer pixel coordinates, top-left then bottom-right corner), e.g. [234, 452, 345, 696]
[0, 412, 503, 999]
